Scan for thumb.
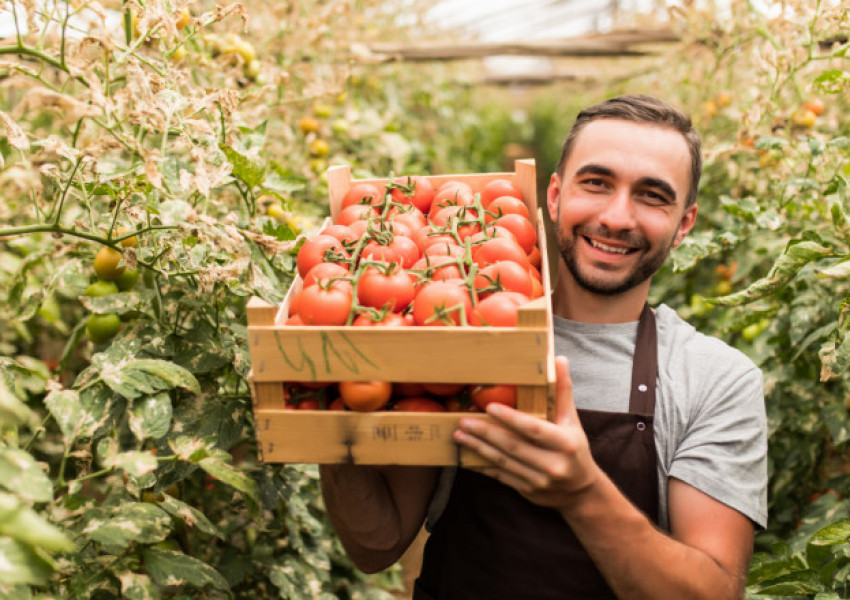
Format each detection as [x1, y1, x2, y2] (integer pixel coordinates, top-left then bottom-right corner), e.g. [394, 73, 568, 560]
[554, 355, 578, 426]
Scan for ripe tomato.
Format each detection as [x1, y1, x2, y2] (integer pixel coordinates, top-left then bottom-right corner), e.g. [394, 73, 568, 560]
[412, 280, 473, 326]
[328, 397, 347, 411]
[394, 382, 428, 396]
[527, 244, 542, 269]
[430, 186, 475, 219]
[484, 196, 530, 222]
[411, 255, 464, 283]
[470, 384, 517, 410]
[336, 204, 377, 226]
[431, 205, 480, 240]
[285, 314, 304, 325]
[341, 182, 383, 210]
[303, 262, 351, 289]
[423, 241, 464, 259]
[435, 180, 473, 196]
[357, 264, 416, 311]
[473, 236, 529, 268]
[422, 383, 467, 396]
[389, 207, 427, 233]
[529, 275, 543, 299]
[94, 246, 125, 281]
[389, 176, 435, 214]
[361, 236, 419, 268]
[419, 231, 458, 252]
[480, 179, 522, 208]
[297, 235, 347, 278]
[486, 214, 537, 254]
[339, 380, 392, 411]
[471, 291, 529, 327]
[393, 397, 447, 412]
[320, 223, 358, 246]
[352, 311, 409, 327]
[803, 97, 825, 117]
[478, 261, 534, 297]
[297, 283, 352, 325]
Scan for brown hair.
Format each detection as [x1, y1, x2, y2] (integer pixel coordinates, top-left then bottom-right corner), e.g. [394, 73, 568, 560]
[555, 94, 702, 207]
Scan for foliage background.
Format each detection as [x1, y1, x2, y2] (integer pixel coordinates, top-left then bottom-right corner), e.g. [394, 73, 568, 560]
[0, 0, 849, 598]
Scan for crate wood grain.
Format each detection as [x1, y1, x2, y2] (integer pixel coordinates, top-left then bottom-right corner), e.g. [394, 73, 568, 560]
[247, 159, 555, 466]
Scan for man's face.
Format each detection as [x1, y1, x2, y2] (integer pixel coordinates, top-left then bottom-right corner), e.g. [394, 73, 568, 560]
[546, 119, 698, 296]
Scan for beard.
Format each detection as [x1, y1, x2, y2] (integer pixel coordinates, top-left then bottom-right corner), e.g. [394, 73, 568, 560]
[557, 225, 675, 296]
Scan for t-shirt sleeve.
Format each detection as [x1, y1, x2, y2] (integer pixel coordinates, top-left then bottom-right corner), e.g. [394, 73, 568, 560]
[667, 362, 768, 529]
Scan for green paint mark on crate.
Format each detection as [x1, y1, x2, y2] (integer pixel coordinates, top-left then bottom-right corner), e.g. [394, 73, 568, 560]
[273, 331, 317, 380]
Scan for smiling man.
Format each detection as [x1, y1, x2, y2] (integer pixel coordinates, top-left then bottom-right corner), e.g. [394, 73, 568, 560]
[320, 95, 768, 600]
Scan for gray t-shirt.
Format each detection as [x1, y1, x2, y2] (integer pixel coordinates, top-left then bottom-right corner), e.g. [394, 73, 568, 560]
[428, 304, 768, 531]
[554, 304, 767, 529]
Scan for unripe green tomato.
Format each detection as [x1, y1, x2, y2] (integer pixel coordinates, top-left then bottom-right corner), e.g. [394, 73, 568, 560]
[85, 313, 121, 344]
[741, 323, 761, 342]
[115, 269, 139, 291]
[85, 281, 120, 297]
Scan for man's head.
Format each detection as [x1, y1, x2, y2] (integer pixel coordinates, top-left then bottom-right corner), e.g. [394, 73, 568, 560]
[555, 94, 702, 208]
[547, 95, 700, 297]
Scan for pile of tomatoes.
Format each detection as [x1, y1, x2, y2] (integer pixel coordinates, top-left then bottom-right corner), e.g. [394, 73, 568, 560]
[283, 175, 544, 412]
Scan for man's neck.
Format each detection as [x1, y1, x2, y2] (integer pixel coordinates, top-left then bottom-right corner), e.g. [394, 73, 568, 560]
[551, 261, 649, 324]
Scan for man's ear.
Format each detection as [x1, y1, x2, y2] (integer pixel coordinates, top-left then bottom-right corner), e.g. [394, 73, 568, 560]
[672, 204, 698, 248]
[547, 173, 562, 223]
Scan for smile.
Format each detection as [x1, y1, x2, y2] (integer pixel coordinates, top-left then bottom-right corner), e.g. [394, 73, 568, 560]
[585, 237, 636, 255]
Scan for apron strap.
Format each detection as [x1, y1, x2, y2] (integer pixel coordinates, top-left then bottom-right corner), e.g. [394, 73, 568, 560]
[628, 303, 657, 417]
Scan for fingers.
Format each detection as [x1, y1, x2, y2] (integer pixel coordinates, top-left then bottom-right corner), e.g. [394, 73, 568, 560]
[554, 355, 578, 426]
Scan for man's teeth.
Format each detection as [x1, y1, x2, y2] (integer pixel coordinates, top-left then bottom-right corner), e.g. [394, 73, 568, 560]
[589, 239, 631, 254]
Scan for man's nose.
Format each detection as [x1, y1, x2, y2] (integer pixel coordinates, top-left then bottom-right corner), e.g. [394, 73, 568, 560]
[598, 187, 636, 231]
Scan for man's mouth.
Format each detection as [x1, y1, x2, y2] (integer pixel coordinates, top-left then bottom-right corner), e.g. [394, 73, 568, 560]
[585, 237, 637, 255]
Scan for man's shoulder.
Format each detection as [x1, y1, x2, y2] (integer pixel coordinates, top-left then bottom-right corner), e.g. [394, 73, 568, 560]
[655, 304, 759, 376]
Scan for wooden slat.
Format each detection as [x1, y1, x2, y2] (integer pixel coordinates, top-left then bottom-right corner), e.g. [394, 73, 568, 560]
[248, 325, 549, 384]
[254, 409, 515, 466]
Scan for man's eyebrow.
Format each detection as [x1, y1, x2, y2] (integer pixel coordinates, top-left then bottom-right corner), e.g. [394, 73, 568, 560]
[637, 177, 677, 203]
[574, 164, 615, 179]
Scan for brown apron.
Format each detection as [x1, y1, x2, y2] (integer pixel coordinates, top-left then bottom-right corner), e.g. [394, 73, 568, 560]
[414, 304, 659, 600]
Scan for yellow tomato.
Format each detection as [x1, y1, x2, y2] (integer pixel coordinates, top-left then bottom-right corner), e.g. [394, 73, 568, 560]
[309, 139, 330, 157]
[791, 108, 817, 129]
[94, 247, 125, 281]
[221, 34, 256, 64]
[175, 7, 191, 30]
[298, 115, 320, 134]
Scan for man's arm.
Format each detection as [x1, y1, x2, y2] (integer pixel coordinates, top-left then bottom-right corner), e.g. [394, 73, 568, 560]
[319, 464, 439, 574]
[454, 356, 755, 600]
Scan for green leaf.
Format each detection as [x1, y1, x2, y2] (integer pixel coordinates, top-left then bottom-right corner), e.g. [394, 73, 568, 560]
[198, 455, 260, 517]
[0, 449, 52, 503]
[156, 494, 224, 539]
[749, 569, 823, 594]
[129, 393, 173, 441]
[821, 403, 850, 446]
[93, 357, 200, 400]
[220, 143, 266, 189]
[43, 389, 97, 444]
[82, 502, 171, 549]
[81, 290, 156, 317]
[747, 552, 793, 585]
[670, 230, 719, 272]
[0, 537, 55, 585]
[0, 493, 74, 553]
[104, 450, 159, 479]
[117, 572, 161, 600]
[142, 547, 230, 592]
[807, 518, 850, 568]
[0, 375, 36, 429]
[713, 241, 835, 307]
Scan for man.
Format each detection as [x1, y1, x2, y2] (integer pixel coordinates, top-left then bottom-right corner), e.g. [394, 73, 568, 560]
[320, 94, 767, 599]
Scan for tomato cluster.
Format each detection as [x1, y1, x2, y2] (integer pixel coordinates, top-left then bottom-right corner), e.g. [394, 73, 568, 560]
[283, 175, 544, 412]
[84, 229, 140, 344]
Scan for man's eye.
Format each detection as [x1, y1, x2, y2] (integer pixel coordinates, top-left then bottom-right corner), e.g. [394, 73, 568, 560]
[582, 178, 607, 188]
[640, 190, 669, 204]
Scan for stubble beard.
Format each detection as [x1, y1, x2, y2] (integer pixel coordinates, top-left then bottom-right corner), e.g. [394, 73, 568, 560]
[557, 225, 676, 296]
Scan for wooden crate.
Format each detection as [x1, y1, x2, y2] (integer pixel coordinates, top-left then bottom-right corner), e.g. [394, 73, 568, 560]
[247, 159, 555, 466]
